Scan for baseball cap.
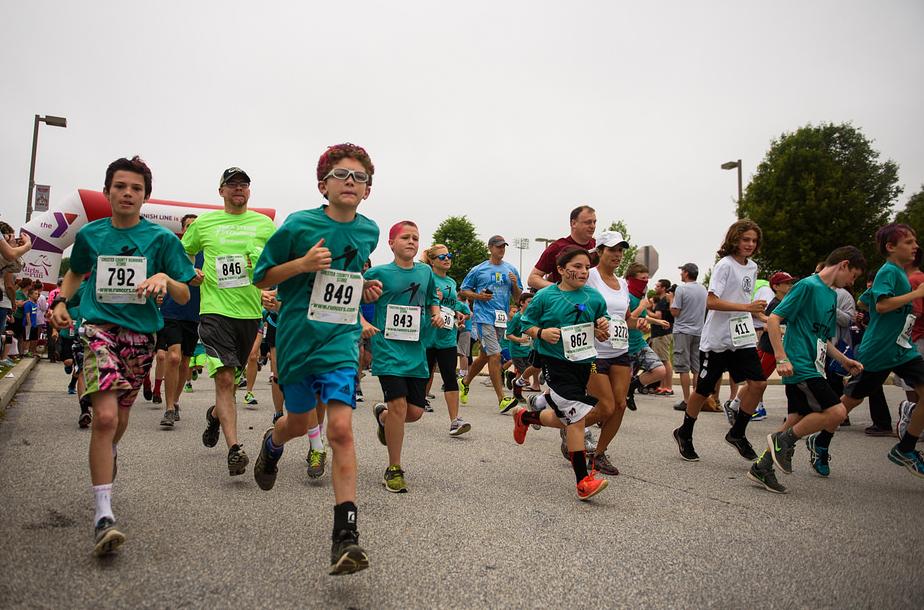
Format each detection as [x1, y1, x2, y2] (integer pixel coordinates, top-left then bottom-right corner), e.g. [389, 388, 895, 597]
[596, 230, 629, 248]
[220, 167, 251, 187]
[769, 271, 795, 286]
[488, 235, 508, 247]
[679, 263, 698, 275]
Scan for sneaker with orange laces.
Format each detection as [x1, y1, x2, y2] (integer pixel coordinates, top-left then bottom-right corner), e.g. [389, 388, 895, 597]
[576, 473, 608, 500]
[512, 407, 529, 445]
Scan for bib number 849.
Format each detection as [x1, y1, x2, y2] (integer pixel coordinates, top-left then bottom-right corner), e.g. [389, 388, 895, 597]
[324, 283, 354, 305]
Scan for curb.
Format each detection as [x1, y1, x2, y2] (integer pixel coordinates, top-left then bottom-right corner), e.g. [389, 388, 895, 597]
[0, 357, 40, 417]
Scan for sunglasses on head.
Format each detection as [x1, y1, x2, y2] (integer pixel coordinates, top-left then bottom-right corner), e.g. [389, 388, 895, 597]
[323, 168, 370, 183]
[431, 253, 454, 261]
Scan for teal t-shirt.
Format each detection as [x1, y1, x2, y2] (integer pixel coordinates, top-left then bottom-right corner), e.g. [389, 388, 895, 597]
[506, 311, 533, 358]
[628, 293, 648, 355]
[252, 206, 378, 384]
[365, 262, 439, 378]
[520, 284, 608, 364]
[856, 261, 920, 372]
[422, 271, 470, 350]
[773, 274, 837, 384]
[68, 218, 195, 334]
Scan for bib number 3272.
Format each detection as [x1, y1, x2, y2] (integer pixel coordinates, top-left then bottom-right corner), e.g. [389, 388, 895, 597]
[308, 270, 363, 325]
[384, 304, 421, 341]
[215, 254, 249, 289]
[610, 319, 629, 350]
[561, 323, 596, 362]
[729, 313, 757, 347]
[96, 256, 146, 304]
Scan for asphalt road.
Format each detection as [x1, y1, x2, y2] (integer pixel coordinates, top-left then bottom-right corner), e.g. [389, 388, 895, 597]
[1, 361, 922, 609]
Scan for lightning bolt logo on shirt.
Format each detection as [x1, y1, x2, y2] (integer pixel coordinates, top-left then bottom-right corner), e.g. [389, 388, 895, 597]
[330, 245, 359, 270]
[400, 282, 422, 305]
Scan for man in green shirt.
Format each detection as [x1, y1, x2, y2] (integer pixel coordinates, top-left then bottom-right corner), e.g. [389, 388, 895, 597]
[182, 167, 276, 477]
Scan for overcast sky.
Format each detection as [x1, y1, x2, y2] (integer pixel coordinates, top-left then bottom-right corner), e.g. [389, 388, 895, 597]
[2, 0, 922, 280]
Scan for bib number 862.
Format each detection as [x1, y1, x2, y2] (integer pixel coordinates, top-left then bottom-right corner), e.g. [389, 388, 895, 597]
[108, 267, 136, 287]
[570, 332, 588, 348]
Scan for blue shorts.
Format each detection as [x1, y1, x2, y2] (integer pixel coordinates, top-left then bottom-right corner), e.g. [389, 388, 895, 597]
[280, 368, 357, 413]
[500, 348, 511, 363]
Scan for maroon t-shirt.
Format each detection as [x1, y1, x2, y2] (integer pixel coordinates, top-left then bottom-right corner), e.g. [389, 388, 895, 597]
[534, 235, 596, 283]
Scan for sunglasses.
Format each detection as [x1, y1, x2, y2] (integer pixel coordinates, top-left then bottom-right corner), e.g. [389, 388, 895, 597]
[431, 253, 454, 261]
[323, 168, 370, 183]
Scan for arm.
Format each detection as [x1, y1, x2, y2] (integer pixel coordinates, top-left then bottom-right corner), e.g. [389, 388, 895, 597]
[875, 283, 924, 314]
[767, 314, 791, 376]
[825, 339, 862, 375]
[527, 267, 552, 291]
[0, 232, 32, 260]
[50, 270, 85, 329]
[3, 272, 15, 305]
[254, 239, 331, 289]
[707, 293, 765, 313]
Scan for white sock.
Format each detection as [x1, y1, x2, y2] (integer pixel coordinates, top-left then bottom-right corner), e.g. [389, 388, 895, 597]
[730, 397, 740, 411]
[93, 484, 114, 524]
[308, 426, 323, 451]
[533, 394, 549, 410]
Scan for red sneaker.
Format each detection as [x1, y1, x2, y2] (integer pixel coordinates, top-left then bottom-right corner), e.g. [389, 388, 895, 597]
[512, 407, 529, 445]
[576, 474, 608, 500]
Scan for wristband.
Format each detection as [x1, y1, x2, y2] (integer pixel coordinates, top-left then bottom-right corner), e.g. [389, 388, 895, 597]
[51, 296, 67, 308]
[776, 358, 789, 364]
[538, 328, 544, 341]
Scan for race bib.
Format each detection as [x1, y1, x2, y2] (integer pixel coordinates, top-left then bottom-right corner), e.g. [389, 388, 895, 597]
[96, 256, 146, 304]
[729, 313, 757, 347]
[609, 318, 629, 350]
[494, 310, 508, 328]
[815, 338, 827, 375]
[384, 304, 420, 341]
[215, 254, 249, 289]
[308, 269, 363, 325]
[561, 323, 596, 362]
[439, 306, 455, 329]
[897, 314, 916, 349]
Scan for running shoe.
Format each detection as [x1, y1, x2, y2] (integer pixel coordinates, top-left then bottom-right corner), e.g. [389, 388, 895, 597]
[673, 399, 687, 412]
[330, 529, 369, 576]
[184, 381, 193, 393]
[498, 396, 519, 414]
[272, 411, 284, 424]
[672, 427, 699, 462]
[423, 400, 434, 413]
[725, 432, 758, 460]
[449, 418, 471, 437]
[505, 371, 515, 390]
[238, 377, 247, 389]
[887, 444, 924, 478]
[68, 387, 77, 395]
[373, 403, 387, 446]
[244, 391, 258, 406]
[805, 433, 831, 477]
[722, 400, 737, 426]
[459, 379, 469, 404]
[426, 393, 436, 400]
[253, 428, 280, 490]
[512, 408, 529, 444]
[588, 451, 619, 476]
[864, 424, 892, 437]
[227, 444, 249, 476]
[174, 404, 180, 421]
[191, 369, 199, 381]
[626, 392, 637, 412]
[768, 431, 795, 474]
[747, 463, 787, 494]
[896, 400, 918, 441]
[93, 517, 126, 556]
[142, 383, 153, 401]
[655, 388, 675, 396]
[576, 474, 608, 500]
[152, 392, 162, 405]
[383, 465, 408, 493]
[514, 377, 528, 388]
[202, 406, 220, 448]
[751, 403, 768, 421]
[306, 449, 326, 479]
[355, 387, 364, 403]
[159, 410, 176, 428]
[1, 358, 15, 368]
[78, 412, 92, 429]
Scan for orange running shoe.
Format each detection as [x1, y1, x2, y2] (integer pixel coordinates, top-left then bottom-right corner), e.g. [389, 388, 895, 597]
[512, 407, 529, 445]
[576, 474, 608, 500]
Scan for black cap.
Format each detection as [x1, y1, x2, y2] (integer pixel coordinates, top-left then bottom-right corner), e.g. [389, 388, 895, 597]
[220, 167, 251, 187]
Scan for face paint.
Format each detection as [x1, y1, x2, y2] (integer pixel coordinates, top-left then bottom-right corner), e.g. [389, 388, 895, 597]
[565, 269, 577, 280]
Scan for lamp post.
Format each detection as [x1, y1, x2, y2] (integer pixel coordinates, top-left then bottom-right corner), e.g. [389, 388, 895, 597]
[512, 237, 530, 277]
[26, 114, 68, 222]
[720, 159, 742, 203]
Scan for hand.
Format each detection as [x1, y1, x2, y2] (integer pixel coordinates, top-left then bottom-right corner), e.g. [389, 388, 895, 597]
[776, 358, 794, 377]
[478, 290, 493, 301]
[594, 317, 609, 341]
[50, 302, 72, 330]
[261, 289, 278, 311]
[436, 288, 444, 301]
[137, 273, 168, 300]
[361, 317, 380, 339]
[362, 280, 383, 303]
[299, 239, 332, 273]
[431, 313, 444, 328]
[636, 318, 650, 332]
[17, 232, 31, 248]
[542, 327, 561, 344]
[189, 268, 204, 286]
[844, 359, 863, 376]
[747, 300, 767, 314]
[455, 312, 466, 329]
[507, 272, 517, 285]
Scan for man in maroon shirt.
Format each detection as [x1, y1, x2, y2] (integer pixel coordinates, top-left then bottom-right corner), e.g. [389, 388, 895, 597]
[527, 205, 596, 290]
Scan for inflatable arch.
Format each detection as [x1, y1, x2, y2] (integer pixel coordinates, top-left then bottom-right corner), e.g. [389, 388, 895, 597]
[18, 190, 277, 289]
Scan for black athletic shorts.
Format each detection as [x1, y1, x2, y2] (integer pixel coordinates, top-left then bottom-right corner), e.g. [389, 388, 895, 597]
[198, 314, 260, 371]
[785, 378, 841, 416]
[156, 318, 199, 356]
[60, 335, 76, 362]
[844, 356, 924, 400]
[695, 348, 766, 396]
[541, 357, 597, 406]
[379, 375, 428, 407]
[426, 347, 459, 392]
[595, 353, 632, 375]
[264, 323, 276, 349]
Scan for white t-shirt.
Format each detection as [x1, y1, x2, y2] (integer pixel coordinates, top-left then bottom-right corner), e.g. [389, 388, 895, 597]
[752, 284, 775, 329]
[700, 255, 759, 352]
[586, 267, 630, 358]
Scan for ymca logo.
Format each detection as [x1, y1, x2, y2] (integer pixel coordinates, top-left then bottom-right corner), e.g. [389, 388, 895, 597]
[43, 212, 78, 238]
[741, 275, 753, 294]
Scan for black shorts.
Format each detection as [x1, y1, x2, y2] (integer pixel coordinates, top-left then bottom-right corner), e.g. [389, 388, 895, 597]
[12, 318, 24, 340]
[156, 319, 199, 356]
[60, 336, 76, 362]
[695, 348, 766, 396]
[540, 357, 597, 406]
[595, 353, 632, 375]
[378, 375, 428, 407]
[785, 378, 841, 416]
[198, 314, 260, 371]
[426, 347, 459, 392]
[844, 356, 924, 400]
[264, 323, 276, 349]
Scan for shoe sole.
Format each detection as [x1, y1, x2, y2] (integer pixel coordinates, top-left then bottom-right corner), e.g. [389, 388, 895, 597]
[767, 434, 793, 474]
[577, 478, 608, 501]
[330, 547, 370, 576]
[202, 407, 220, 448]
[228, 454, 249, 476]
[373, 404, 387, 446]
[449, 423, 471, 437]
[499, 398, 519, 414]
[382, 481, 408, 493]
[888, 452, 924, 478]
[746, 470, 787, 494]
[160, 421, 174, 428]
[254, 429, 278, 490]
[94, 529, 126, 556]
[673, 429, 699, 462]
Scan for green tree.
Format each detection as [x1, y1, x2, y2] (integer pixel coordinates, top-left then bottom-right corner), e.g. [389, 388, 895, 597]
[607, 219, 638, 277]
[738, 122, 902, 275]
[431, 215, 490, 285]
[895, 186, 924, 235]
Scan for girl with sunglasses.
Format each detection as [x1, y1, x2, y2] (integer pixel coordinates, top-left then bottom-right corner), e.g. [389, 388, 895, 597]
[511, 246, 612, 500]
[421, 245, 472, 437]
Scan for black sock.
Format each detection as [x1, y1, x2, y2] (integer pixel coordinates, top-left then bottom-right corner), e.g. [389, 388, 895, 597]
[628, 376, 641, 397]
[898, 431, 920, 453]
[816, 430, 834, 450]
[679, 413, 697, 437]
[730, 409, 751, 437]
[522, 411, 542, 426]
[68, 377, 77, 391]
[333, 501, 358, 535]
[570, 450, 588, 483]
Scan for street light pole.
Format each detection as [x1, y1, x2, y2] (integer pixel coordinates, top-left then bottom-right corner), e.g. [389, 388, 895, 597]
[26, 114, 67, 222]
[720, 159, 742, 204]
